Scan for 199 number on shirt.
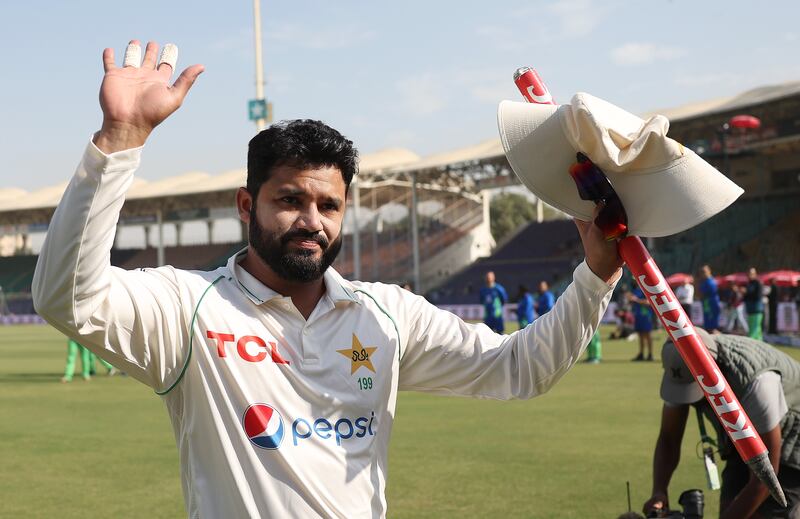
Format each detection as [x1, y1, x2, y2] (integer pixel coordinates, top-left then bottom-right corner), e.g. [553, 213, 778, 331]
[357, 377, 373, 391]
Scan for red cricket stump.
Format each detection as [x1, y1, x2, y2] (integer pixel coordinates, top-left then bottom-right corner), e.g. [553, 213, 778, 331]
[513, 67, 786, 507]
[621, 237, 784, 506]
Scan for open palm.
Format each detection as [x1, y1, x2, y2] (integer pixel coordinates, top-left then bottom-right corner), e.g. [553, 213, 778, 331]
[98, 40, 203, 140]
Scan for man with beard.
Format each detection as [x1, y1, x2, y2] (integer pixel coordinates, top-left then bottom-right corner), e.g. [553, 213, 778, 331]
[33, 40, 622, 518]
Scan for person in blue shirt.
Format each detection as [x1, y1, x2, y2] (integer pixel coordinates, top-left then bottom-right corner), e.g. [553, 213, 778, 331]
[629, 287, 655, 361]
[515, 285, 534, 329]
[535, 281, 555, 319]
[479, 271, 508, 333]
[698, 265, 721, 333]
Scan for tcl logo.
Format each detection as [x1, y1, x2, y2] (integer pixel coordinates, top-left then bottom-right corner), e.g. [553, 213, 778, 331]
[206, 330, 291, 365]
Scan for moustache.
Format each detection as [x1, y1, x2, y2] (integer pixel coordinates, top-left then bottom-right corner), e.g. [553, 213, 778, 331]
[280, 230, 329, 249]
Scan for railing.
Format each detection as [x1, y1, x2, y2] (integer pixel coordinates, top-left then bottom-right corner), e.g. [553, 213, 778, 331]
[337, 187, 485, 283]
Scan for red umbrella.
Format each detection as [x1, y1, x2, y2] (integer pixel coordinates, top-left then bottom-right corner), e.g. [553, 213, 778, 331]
[666, 272, 692, 287]
[759, 270, 800, 287]
[729, 115, 761, 130]
[719, 272, 748, 286]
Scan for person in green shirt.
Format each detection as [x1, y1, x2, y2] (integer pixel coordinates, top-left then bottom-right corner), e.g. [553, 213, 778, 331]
[744, 267, 765, 340]
[61, 337, 116, 382]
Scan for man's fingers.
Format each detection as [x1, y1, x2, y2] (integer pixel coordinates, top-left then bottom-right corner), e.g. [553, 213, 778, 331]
[171, 64, 205, 100]
[157, 43, 179, 78]
[122, 40, 142, 67]
[102, 48, 116, 72]
[141, 41, 159, 69]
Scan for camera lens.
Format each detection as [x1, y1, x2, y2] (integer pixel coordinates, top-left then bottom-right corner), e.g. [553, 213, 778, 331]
[678, 489, 704, 519]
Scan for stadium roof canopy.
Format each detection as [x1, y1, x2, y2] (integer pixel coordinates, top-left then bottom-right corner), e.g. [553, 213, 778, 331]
[0, 147, 423, 226]
[647, 80, 800, 121]
[388, 139, 504, 175]
[3, 80, 800, 227]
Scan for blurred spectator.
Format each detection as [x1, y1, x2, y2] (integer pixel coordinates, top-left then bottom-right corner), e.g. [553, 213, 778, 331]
[698, 265, 721, 333]
[723, 283, 748, 334]
[674, 275, 694, 317]
[61, 337, 91, 383]
[61, 336, 117, 382]
[479, 271, 507, 333]
[610, 306, 636, 340]
[89, 351, 117, 377]
[585, 330, 602, 364]
[769, 280, 779, 335]
[515, 284, 534, 329]
[744, 267, 764, 340]
[629, 287, 655, 361]
[535, 280, 555, 319]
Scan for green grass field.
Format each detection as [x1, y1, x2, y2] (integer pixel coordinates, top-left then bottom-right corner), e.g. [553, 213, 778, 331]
[3, 324, 799, 518]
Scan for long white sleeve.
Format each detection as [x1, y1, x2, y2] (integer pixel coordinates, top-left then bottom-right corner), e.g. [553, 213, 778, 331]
[32, 141, 188, 390]
[393, 261, 615, 399]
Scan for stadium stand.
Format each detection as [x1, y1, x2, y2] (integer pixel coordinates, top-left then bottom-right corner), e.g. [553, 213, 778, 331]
[711, 206, 800, 273]
[335, 223, 468, 283]
[0, 255, 38, 293]
[426, 219, 582, 304]
[653, 195, 798, 275]
[111, 243, 242, 271]
[1, 244, 246, 298]
[1, 81, 798, 321]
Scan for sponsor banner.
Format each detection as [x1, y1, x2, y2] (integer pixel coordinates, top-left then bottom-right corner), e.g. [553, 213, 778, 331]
[437, 304, 620, 324]
[0, 314, 46, 325]
[777, 302, 799, 333]
[435, 301, 800, 332]
[764, 334, 800, 348]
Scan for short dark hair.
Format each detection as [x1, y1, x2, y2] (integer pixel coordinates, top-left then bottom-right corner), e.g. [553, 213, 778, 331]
[247, 119, 359, 197]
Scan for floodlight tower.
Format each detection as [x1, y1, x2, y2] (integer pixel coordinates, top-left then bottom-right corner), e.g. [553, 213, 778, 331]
[250, 0, 271, 131]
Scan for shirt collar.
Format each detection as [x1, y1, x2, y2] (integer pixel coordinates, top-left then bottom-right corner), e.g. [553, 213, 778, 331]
[227, 247, 360, 306]
[324, 266, 361, 305]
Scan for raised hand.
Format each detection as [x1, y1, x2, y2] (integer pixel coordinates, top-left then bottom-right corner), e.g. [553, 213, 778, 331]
[94, 40, 204, 154]
[573, 202, 624, 284]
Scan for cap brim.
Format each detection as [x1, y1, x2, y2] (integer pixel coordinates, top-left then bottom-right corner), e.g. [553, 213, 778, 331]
[497, 100, 744, 237]
[660, 376, 704, 405]
[497, 100, 596, 222]
[608, 150, 743, 237]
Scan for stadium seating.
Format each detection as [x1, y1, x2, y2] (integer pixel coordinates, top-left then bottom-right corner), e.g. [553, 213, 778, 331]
[654, 195, 798, 274]
[0, 255, 38, 293]
[334, 224, 467, 283]
[112, 243, 243, 271]
[426, 219, 582, 304]
[711, 207, 800, 273]
[0, 243, 244, 300]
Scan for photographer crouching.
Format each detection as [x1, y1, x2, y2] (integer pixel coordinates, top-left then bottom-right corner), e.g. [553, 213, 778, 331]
[644, 328, 800, 518]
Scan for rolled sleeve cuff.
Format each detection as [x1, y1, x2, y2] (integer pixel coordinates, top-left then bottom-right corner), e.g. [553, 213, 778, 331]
[84, 138, 143, 177]
[574, 260, 619, 294]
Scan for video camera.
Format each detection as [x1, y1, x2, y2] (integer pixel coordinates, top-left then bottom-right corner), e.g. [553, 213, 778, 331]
[646, 489, 704, 519]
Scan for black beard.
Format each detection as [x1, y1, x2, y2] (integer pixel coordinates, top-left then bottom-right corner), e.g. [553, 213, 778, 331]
[249, 209, 342, 283]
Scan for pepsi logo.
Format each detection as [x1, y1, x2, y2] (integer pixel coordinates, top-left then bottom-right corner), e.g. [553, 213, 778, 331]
[243, 403, 285, 449]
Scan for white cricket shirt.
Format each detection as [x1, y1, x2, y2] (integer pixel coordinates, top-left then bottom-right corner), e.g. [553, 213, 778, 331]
[33, 141, 617, 518]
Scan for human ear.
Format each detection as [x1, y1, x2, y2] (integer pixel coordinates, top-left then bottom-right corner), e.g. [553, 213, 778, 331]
[236, 187, 253, 223]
